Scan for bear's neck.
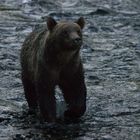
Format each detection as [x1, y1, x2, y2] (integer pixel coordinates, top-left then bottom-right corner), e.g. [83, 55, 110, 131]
[45, 44, 80, 68]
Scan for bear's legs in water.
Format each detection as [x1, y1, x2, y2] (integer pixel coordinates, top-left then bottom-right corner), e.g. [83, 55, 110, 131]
[59, 70, 86, 120]
[36, 80, 56, 122]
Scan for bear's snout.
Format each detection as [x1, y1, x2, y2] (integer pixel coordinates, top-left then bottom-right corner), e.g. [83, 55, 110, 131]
[69, 32, 82, 47]
[72, 37, 82, 46]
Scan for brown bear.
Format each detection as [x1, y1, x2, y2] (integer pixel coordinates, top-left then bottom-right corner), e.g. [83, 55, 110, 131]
[20, 17, 86, 122]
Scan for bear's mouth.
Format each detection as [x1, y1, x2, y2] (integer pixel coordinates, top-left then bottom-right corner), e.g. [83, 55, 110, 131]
[62, 38, 82, 51]
[64, 45, 81, 51]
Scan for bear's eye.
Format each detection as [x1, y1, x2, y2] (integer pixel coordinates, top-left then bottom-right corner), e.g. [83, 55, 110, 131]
[62, 31, 68, 36]
[77, 30, 82, 36]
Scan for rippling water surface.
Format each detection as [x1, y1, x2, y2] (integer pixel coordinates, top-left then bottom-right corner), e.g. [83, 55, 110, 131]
[0, 0, 140, 139]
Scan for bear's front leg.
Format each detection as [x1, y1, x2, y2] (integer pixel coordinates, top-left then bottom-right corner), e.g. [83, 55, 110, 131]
[59, 66, 87, 120]
[63, 83, 86, 120]
[36, 79, 56, 122]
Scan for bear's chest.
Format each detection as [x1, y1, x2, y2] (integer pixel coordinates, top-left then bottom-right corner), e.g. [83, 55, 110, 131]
[57, 50, 78, 65]
[45, 51, 80, 84]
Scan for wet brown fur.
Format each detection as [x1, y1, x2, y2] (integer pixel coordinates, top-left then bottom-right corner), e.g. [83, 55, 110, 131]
[20, 17, 86, 122]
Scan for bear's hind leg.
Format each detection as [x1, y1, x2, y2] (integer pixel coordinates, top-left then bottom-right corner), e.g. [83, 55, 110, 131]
[22, 74, 38, 113]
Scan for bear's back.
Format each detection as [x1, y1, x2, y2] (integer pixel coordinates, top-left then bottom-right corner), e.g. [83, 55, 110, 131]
[20, 25, 48, 81]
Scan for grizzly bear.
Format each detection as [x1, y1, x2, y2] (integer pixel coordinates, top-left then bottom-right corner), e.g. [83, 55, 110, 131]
[20, 17, 86, 122]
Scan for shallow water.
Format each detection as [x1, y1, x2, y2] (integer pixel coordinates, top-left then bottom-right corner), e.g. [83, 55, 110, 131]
[0, 0, 140, 139]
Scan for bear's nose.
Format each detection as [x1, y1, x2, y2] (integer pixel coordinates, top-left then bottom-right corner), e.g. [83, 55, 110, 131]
[73, 37, 82, 45]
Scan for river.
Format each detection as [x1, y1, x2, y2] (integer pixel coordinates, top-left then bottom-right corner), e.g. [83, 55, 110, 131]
[0, 0, 140, 139]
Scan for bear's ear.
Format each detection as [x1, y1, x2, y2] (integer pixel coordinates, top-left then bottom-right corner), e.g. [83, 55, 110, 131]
[76, 17, 85, 29]
[47, 17, 57, 31]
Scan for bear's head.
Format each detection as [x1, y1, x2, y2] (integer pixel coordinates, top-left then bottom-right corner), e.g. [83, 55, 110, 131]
[46, 17, 85, 52]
